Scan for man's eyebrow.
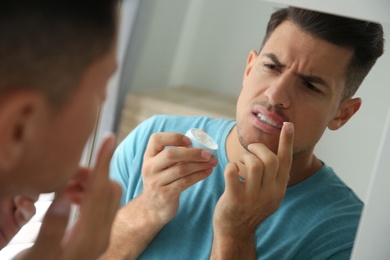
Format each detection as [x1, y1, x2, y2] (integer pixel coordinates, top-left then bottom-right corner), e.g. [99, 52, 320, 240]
[262, 53, 285, 68]
[297, 74, 329, 88]
[262, 52, 329, 88]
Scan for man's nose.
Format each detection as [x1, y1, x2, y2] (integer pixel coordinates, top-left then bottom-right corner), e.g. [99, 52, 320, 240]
[264, 74, 292, 108]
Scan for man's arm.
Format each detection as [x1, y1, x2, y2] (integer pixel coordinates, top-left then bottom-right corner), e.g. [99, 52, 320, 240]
[101, 132, 219, 259]
[210, 232, 256, 259]
[210, 122, 294, 259]
[99, 195, 164, 259]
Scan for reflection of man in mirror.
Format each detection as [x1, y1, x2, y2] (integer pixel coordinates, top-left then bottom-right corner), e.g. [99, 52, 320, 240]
[0, 1, 122, 259]
[104, 7, 384, 259]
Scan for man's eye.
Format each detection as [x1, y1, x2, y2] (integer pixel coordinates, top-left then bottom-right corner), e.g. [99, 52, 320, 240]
[304, 81, 321, 93]
[264, 64, 280, 72]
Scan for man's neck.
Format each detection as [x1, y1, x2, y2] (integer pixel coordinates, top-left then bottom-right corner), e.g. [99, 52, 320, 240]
[287, 154, 323, 186]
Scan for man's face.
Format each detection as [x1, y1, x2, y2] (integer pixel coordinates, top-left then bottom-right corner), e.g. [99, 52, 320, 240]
[27, 41, 117, 194]
[236, 21, 354, 158]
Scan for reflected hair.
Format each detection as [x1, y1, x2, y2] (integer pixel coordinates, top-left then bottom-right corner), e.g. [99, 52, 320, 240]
[261, 7, 384, 100]
[0, 0, 119, 108]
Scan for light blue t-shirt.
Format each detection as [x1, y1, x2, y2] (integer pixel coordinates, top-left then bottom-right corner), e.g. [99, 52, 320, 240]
[110, 115, 363, 259]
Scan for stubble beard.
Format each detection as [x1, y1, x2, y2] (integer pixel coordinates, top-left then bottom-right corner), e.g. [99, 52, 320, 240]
[236, 120, 251, 153]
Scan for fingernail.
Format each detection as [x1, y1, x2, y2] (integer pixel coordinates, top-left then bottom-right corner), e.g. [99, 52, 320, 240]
[50, 194, 71, 216]
[209, 156, 218, 165]
[183, 136, 191, 146]
[201, 150, 212, 160]
[283, 122, 294, 133]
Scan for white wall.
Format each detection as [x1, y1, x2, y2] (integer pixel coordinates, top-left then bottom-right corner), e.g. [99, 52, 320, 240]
[315, 43, 390, 200]
[122, 0, 390, 200]
[351, 104, 390, 259]
[122, 0, 192, 93]
[168, 0, 276, 97]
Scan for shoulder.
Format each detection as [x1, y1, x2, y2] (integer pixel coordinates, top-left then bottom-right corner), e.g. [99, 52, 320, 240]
[278, 164, 363, 258]
[319, 164, 363, 207]
[288, 164, 363, 207]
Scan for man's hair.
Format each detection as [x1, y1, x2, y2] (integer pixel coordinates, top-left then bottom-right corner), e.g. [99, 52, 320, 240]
[0, 1, 118, 107]
[261, 7, 384, 100]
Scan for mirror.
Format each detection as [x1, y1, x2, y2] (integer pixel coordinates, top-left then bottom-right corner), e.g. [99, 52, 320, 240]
[119, 0, 390, 200]
[115, 0, 389, 258]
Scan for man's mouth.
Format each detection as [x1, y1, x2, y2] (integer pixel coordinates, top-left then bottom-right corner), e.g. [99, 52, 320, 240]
[256, 113, 283, 129]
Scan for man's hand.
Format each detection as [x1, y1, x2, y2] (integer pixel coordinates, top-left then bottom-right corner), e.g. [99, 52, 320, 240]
[15, 134, 122, 260]
[99, 132, 219, 260]
[0, 195, 38, 249]
[211, 122, 294, 259]
[140, 132, 218, 225]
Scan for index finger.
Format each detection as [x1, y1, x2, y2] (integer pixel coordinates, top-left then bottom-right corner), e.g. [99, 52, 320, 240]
[276, 122, 294, 184]
[91, 133, 116, 184]
[81, 133, 122, 219]
[145, 132, 191, 157]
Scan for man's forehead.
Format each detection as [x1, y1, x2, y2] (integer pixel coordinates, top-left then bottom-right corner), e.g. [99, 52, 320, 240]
[259, 21, 354, 95]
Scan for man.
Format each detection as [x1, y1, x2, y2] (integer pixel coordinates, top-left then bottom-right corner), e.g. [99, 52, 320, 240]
[104, 7, 384, 259]
[0, 1, 122, 259]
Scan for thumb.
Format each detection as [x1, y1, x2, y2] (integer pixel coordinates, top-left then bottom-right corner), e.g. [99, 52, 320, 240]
[223, 162, 241, 196]
[14, 196, 38, 228]
[29, 193, 71, 258]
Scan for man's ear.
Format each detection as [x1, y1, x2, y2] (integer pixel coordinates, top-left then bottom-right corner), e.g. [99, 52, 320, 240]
[328, 97, 362, 130]
[0, 91, 44, 171]
[243, 50, 259, 81]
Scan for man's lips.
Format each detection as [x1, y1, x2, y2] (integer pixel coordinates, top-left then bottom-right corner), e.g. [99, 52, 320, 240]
[255, 112, 283, 129]
[251, 103, 287, 132]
